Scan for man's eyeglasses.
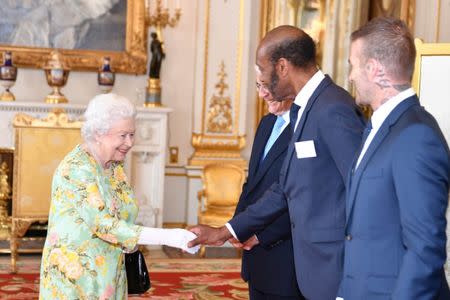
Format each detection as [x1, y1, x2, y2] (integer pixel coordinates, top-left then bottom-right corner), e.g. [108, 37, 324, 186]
[255, 81, 270, 93]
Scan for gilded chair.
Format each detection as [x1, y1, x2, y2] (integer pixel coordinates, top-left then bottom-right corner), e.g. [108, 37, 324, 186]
[10, 110, 82, 272]
[197, 163, 245, 256]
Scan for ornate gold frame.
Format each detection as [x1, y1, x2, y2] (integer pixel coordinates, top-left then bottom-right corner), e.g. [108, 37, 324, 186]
[0, 0, 147, 74]
[412, 39, 450, 96]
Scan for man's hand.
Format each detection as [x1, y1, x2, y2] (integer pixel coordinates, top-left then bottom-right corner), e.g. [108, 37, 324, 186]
[228, 237, 243, 248]
[242, 235, 259, 250]
[188, 224, 232, 248]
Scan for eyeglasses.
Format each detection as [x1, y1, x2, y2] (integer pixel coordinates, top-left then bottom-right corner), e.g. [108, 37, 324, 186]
[255, 81, 270, 93]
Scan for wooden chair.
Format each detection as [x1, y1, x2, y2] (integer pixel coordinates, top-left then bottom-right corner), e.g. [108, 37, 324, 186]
[197, 163, 245, 256]
[10, 110, 82, 273]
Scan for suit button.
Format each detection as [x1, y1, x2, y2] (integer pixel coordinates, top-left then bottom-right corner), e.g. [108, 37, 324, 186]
[346, 234, 352, 241]
[291, 223, 295, 229]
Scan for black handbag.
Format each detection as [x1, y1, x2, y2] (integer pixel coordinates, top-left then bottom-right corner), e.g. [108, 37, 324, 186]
[125, 250, 151, 294]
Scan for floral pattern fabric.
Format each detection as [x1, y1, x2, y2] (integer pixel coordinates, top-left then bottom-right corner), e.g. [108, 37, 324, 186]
[39, 145, 142, 300]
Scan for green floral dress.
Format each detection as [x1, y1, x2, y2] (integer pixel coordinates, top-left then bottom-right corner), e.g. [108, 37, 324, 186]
[39, 145, 142, 300]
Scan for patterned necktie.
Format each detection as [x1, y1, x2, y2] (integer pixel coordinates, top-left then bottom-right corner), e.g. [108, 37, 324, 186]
[262, 116, 286, 160]
[289, 103, 301, 134]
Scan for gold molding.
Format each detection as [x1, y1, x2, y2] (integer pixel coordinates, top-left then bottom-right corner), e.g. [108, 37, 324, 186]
[206, 61, 233, 134]
[0, 0, 147, 74]
[435, 0, 441, 42]
[233, 0, 245, 135]
[189, 133, 246, 167]
[201, 0, 211, 132]
[256, 0, 274, 130]
[163, 222, 187, 229]
[13, 109, 83, 129]
[189, 0, 246, 167]
[412, 38, 450, 97]
[165, 172, 187, 177]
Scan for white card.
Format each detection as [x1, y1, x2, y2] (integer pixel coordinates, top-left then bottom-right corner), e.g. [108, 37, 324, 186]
[295, 140, 317, 159]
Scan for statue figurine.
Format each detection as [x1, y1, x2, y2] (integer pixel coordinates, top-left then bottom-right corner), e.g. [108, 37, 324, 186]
[149, 32, 165, 79]
[0, 162, 10, 201]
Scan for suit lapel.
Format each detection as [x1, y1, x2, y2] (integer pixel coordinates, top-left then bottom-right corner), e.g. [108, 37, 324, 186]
[248, 115, 275, 180]
[245, 125, 291, 195]
[346, 96, 419, 222]
[283, 76, 333, 177]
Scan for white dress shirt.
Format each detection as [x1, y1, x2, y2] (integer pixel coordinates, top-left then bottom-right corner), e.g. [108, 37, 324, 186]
[355, 88, 415, 169]
[225, 70, 327, 240]
[292, 70, 325, 132]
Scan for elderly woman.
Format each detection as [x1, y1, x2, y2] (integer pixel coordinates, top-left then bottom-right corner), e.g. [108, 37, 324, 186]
[39, 94, 198, 299]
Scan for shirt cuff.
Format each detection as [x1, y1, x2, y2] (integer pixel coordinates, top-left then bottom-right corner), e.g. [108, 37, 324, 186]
[225, 223, 238, 240]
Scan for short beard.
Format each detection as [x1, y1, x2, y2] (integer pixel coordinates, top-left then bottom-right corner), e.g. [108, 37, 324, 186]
[269, 68, 282, 101]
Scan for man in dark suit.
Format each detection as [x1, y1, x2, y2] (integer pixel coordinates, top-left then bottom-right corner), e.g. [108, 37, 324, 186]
[338, 17, 450, 300]
[189, 26, 365, 300]
[234, 82, 303, 299]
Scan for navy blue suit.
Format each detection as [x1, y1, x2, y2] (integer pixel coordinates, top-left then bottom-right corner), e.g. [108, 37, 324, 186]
[234, 113, 302, 298]
[340, 96, 450, 300]
[229, 75, 365, 300]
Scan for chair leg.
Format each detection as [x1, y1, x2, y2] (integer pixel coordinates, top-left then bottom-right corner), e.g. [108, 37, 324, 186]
[10, 222, 17, 274]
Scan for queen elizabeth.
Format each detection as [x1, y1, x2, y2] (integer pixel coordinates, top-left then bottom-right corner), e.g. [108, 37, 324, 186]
[39, 93, 198, 299]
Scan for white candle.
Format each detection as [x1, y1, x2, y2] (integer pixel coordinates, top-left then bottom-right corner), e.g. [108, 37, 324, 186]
[176, 0, 180, 9]
[164, 0, 168, 8]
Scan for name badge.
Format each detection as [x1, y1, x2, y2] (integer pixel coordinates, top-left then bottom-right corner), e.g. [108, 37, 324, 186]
[295, 140, 317, 159]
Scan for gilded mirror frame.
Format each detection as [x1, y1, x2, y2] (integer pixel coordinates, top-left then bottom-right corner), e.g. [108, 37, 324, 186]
[0, 0, 147, 75]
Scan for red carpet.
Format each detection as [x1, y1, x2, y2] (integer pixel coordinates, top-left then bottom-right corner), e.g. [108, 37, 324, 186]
[0, 258, 249, 299]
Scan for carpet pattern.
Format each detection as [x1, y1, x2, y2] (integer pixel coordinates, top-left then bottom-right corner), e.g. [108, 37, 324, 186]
[0, 257, 248, 299]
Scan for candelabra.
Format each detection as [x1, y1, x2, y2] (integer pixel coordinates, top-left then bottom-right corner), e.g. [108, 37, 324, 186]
[145, 0, 181, 39]
[143, 0, 182, 107]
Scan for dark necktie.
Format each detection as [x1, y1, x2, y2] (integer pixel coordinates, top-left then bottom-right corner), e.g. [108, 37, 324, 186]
[289, 103, 301, 134]
[353, 119, 372, 172]
[361, 119, 372, 145]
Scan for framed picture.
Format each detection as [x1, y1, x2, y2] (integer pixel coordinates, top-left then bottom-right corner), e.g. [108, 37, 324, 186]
[0, 0, 147, 74]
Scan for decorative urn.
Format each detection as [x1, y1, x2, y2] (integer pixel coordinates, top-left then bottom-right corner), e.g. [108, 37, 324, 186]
[0, 51, 17, 101]
[98, 57, 115, 93]
[43, 51, 70, 104]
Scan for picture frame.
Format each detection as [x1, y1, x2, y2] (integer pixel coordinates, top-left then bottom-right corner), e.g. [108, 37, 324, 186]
[0, 0, 148, 75]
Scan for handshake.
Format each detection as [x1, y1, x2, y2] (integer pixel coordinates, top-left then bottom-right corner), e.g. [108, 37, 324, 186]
[187, 224, 260, 251]
[138, 225, 259, 255]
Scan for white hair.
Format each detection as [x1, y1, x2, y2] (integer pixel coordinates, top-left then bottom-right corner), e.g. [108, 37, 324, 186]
[81, 93, 136, 142]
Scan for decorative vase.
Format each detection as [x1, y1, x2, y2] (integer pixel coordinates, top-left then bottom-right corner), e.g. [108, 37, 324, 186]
[43, 51, 70, 104]
[0, 51, 17, 102]
[98, 57, 115, 93]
